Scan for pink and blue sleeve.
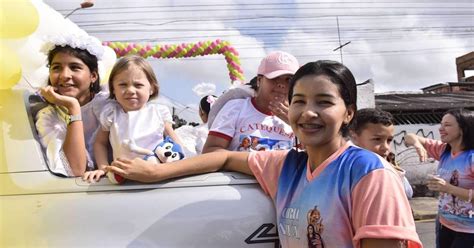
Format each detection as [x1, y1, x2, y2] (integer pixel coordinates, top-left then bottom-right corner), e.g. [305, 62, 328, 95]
[247, 150, 289, 201]
[351, 168, 422, 248]
[423, 138, 446, 161]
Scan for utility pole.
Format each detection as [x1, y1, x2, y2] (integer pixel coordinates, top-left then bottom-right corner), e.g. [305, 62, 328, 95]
[333, 16, 351, 64]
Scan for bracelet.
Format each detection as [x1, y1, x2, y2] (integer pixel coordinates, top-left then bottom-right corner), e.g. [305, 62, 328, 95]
[469, 189, 473, 203]
[66, 113, 82, 125]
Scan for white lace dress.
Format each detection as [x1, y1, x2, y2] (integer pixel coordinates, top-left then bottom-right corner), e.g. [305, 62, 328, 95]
[35, 92, 108, 176]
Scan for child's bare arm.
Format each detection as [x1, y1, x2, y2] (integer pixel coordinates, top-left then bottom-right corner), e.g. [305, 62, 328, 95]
[83, 129, 110, 182]
[94, 129, 110, 170]
[63, 110, 88, 176]
[164, 122, 185, 149]
[52, 94, 88, 176]
[40, 86, 88, 176]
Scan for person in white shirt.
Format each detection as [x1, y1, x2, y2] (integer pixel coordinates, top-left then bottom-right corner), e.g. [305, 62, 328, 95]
[175, 94, 218, 157]
[35, 34, 108, 177]
[203, 51, 299, 153]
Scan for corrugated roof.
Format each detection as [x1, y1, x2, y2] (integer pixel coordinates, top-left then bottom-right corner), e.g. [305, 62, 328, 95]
[375, 92, 474, 112]
[420, 82, 474, 91]
[375, 92, 474, 125]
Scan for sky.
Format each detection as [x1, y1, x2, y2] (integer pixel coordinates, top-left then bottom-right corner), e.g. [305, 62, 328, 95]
[43, 0, 474, 122]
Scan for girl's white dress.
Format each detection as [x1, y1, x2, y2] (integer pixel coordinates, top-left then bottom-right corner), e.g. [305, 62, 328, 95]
[99, 101, 172, 160]
[35, 92, 108, 176]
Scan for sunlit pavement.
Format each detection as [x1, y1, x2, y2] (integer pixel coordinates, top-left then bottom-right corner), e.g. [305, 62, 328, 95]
[416, 219, 435, 248]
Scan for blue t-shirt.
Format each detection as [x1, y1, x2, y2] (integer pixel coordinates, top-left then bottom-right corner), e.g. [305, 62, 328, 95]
[425, 139, 474, 233]
[248, 143, 422, 248]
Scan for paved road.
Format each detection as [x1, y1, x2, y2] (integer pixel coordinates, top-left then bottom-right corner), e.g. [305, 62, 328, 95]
[416, 219, 435, 248]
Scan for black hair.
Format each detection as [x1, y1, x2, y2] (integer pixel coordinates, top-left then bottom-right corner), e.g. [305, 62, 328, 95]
[47, 45, 101, 94]
[288, 60, 357, 137]
[199, 95, 218, 115]
[350, 108, 394, 135]
[246, 76, 258, 91]
[443, 108, 474, 151]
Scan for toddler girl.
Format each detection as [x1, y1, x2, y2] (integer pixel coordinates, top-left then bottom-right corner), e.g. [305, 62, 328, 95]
[83, 55, 182, 182]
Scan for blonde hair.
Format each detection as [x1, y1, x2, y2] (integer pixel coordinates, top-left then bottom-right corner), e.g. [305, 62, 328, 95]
[108, 55, 159, 99]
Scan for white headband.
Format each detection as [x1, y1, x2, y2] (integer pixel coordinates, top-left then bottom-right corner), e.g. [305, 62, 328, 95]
[40, 34, 105, 60]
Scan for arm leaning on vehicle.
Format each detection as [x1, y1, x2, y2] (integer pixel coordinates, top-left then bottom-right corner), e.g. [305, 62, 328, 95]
[105, 151, 252, 183]
[164, 121, 186, 151]
[62, 106, 88, 176]
[45, 87, 88, 176]
[202, 135, 231, 153]
[36, 87, 89, 176]
[157, 103, 186, 150]
[83, 128, 109, 182]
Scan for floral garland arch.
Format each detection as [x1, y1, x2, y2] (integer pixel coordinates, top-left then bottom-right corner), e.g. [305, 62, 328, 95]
[103, 39, 244, 82]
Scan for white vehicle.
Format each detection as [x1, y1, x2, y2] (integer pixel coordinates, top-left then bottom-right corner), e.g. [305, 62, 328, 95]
[0, 90, 279, 247]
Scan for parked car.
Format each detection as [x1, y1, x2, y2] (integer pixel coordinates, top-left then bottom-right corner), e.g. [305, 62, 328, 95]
[0, 89, 279, 247]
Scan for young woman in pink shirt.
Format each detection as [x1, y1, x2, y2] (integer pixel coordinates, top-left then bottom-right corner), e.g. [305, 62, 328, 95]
[106, 60, 422, 248]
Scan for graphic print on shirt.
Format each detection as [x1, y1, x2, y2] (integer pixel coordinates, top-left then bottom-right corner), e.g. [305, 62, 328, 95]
[307, 206, 325, 248]
[432, 149, 474, 233]
[238, 134, 292, 151]
[449, 170, 460, 210]
[239, 122, 294, 140]
[439, 169, 473, 217]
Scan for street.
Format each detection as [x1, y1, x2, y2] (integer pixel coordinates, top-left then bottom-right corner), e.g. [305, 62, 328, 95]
[416, 219, 435, 248]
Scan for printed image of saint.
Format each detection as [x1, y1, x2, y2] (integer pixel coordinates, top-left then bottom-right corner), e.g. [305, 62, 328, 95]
[307, 206, 324, 248]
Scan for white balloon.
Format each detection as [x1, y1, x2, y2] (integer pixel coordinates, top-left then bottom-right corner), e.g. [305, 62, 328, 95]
[16, 37, 48, 87]
[31, 0, 87, 38]
[99, 46, 117, 83]
[7, 0, 117, 90]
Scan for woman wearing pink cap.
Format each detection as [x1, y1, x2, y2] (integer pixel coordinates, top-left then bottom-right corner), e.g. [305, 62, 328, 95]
[203, 51, 299, 153]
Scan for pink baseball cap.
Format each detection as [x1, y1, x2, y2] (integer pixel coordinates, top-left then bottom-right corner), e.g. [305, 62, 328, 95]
[257, 51, 299, 79]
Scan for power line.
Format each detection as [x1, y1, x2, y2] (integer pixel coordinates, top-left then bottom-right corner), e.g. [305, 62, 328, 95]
[66, 6, 473, 16]
[78, 14, 472, 26]
[93, 29, 473, 44]
[83, 25, 473, 32]
[56, 1, 474, 12]
[49, 4, 474, 58]
[43, 0, 474, 107]
[72, 12, 474, 25]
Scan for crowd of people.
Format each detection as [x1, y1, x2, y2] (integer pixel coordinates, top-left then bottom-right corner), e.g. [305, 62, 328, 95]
[34, 33, 473, 248]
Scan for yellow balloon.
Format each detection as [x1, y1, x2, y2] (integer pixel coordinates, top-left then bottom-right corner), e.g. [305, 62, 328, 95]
[0, 0, 39, 38]
[0, 43, 22, 89]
